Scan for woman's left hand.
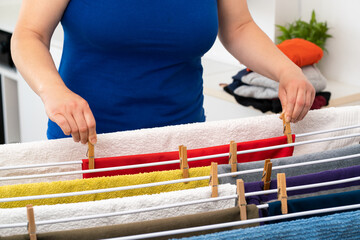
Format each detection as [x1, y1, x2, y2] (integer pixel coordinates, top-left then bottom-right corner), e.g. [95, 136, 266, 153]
[278, 68, 315, 123]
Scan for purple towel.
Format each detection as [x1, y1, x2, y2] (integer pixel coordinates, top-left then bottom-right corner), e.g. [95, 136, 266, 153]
[244, 165, 360, 205]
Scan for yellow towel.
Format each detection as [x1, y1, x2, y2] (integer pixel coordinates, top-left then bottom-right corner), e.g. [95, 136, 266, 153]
[0, 167, 210, 208]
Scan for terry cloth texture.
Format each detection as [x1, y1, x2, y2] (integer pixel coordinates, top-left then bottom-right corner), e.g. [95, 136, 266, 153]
[2, 205, 259, 240]
[0, 167, 210, 208]
[0, 184, 236, 236]
[174, 210, 360, 240]
[267, 189, 360, 222]
[218, 143, 360, 184]
[1, 106, 360, 184]
[82, 135, 295, 178]
[243, 165, 360, 206]
[232, 92, 331, 113]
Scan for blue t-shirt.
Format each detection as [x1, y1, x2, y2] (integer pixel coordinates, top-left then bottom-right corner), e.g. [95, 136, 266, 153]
[47, 0, 218, 139]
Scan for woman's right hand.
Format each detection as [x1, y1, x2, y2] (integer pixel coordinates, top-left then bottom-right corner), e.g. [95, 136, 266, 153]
[41, 85, 97, 144]
[11, 0, 91, 143]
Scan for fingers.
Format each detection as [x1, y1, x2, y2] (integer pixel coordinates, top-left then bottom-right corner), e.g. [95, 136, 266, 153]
[284, 90, 296, 123]
[51, 114, 71, 136]
[297, 89, 314, 122]
[72, 110, 89, 144]
[278, 88, 287, 120]
[84, 108, 97, 145]
[69, 102, 96, 144]
[48, 101, 96, 144]
[51, 112, 82, 143]
[283, 86, 315, 123]
[291, 89, 305, 123]
[278, 67, 316, 123]
[43, 87, 97, 144]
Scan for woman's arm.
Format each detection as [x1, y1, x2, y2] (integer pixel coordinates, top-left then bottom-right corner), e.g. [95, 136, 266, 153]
[11, 0, 97, 144]
[217, 0, 315, 123]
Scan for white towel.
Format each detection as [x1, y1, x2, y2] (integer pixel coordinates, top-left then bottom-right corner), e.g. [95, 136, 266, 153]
[1, 106, 360, 184]
[0, 184, 236, 236]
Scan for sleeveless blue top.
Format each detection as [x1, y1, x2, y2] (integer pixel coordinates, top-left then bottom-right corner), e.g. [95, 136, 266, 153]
[47, 0, 218, 139]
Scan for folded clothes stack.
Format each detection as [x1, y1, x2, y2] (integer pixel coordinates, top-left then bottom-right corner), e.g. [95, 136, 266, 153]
[224, 38, 331, 113]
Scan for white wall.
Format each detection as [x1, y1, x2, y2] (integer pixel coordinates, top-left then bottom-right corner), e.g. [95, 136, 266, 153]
[206, 0, 360, 87]
[300, 0, 360, 86]
[274, 0, 301, 42]
[0, 0, 61, 142]
[204, 0, 277, 66]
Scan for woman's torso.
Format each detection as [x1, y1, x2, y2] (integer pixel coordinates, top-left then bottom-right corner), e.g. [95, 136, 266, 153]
[48, 0, 218, 139]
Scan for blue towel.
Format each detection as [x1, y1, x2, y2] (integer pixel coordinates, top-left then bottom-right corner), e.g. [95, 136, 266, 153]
[174, 210, 360, 240]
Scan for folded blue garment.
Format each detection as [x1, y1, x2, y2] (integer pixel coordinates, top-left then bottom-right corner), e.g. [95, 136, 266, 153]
[174, 209, 360, 240]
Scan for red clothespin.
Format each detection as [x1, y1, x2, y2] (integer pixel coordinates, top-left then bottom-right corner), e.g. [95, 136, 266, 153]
[281, 113, 293, 144]
[209, 162, 218, 198]
[26, 204, 37, 240]
[179, 145, 189, 178]
[261, 159, 273, 190]
[236, 179, 247, 220]
[88, 142, 95, 169]
[277, 173, 288, 214]
[229, 141, 238, 175]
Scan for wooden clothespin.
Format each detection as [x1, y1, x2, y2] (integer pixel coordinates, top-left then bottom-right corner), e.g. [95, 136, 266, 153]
[261, 159, 273, 190]
[236, 179, 247, 220]
[209, 162, 218, 198]
[88, 142, 95, 169]
[179, 145, 189, 178]
[26, 204, 37, 240]
[277, 173, 288, 214]
[229, 141, 238, 175]
[281, 112, 293, 144]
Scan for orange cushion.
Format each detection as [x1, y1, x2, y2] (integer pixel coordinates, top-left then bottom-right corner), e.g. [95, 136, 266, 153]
[247, 38, 323, 71]
[277, 38, 323, 67]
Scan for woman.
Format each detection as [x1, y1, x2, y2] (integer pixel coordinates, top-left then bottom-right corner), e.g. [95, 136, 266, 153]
[11, 0, 315, 145]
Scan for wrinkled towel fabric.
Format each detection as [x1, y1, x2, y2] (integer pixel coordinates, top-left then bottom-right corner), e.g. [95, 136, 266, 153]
[218, 144, 360, 184]
[0, 184, 236, 236]
[2, 205, 259, 240]
[1, 106, 360, 184]
[174, 210, 360, 240]
[267, 189, 360, 223]
[243, 165, 360, 206]
[241, 65, 327, 94]
[82, 135, 295, 178]
[0, 167, 210, 208]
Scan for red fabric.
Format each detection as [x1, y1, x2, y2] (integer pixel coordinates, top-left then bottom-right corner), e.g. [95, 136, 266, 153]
[310, 95, 327, 110]
[82, 135, 296, 178]
[247, 38, 323, 71]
